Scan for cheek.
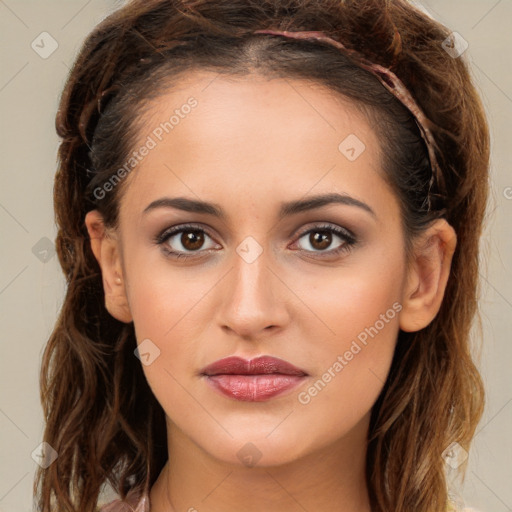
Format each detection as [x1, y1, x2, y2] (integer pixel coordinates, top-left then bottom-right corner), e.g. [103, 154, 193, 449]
[288, 248, 404, 424]
[124, 262, 210, 395]
[294, 336, 396, 458]
[125, 268, 211, 420]
[295, 239, 404, 354]
[125, 259, 215, 340]
[124, 262, 222, 396]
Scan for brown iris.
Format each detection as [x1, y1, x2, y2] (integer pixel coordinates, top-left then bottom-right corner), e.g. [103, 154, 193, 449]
[181, 230, 205, 251]
[310, 230, 332, 250]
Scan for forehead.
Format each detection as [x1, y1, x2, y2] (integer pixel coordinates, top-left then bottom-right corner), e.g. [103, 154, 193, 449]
[118, 69, 396, 223]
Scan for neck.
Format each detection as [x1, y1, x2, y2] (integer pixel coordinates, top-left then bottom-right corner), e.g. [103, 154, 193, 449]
[150, 417, 372, 512]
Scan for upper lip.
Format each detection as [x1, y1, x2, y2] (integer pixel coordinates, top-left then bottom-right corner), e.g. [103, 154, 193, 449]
[200, 356, 308, 376]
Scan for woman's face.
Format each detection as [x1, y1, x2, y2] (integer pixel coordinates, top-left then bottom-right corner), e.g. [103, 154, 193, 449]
[99, 70, 410, 466]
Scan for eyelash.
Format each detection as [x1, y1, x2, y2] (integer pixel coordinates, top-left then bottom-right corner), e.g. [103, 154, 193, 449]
[154, 223, 357, 261]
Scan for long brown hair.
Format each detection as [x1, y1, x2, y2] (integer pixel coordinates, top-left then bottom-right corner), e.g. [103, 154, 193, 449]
[36, 1, 490, 510]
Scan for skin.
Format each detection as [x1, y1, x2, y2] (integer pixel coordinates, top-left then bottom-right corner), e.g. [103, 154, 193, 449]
[85, 70, 457, 511]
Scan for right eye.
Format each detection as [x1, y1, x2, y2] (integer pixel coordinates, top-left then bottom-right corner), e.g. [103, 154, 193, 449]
[155, 223, 221, 260]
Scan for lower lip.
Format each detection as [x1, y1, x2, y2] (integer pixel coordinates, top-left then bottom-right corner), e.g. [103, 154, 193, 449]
[204, 374, 307, 402]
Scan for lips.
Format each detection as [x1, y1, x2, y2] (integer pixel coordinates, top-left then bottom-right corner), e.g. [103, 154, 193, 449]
[201, 355, 307, 377]
[200, 356, 308, 402]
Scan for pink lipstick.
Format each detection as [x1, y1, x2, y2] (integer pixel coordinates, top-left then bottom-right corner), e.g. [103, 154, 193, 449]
[200, 355, 308, 402]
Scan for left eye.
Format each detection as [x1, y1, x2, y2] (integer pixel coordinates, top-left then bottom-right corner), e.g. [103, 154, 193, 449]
[294, 225, 355, 254]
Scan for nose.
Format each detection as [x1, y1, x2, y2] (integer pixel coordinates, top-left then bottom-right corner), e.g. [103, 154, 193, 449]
[216, 244, 290, 340]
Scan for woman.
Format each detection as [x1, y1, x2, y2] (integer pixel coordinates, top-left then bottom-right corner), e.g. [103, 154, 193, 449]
[35, 0, 490, 511]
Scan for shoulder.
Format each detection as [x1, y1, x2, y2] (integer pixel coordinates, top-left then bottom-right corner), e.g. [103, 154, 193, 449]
[99, 489, 150, 512]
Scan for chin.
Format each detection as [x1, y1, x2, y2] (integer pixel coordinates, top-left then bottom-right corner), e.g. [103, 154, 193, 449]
[202, 430, 313, 469]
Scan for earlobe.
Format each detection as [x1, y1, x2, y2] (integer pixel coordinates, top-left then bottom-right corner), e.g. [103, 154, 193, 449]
[84, 210, 133, 324]
[399, 219, 457, 333]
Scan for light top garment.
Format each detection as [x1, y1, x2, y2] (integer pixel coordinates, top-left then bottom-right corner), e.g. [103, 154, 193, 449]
[99, 489, 149, 512]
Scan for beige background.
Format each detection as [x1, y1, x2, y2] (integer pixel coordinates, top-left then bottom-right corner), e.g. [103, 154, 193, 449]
[0, 0, 510, 510]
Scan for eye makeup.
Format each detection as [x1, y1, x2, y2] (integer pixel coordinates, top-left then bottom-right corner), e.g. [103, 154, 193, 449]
[152, 221, 358, 262]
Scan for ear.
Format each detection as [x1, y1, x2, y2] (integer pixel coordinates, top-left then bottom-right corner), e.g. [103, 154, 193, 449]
[84, 210, 133, 323]
[399, 218, 457, 333]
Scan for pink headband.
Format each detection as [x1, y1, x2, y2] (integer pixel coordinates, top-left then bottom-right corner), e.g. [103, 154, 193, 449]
[253, 29, 444, 212]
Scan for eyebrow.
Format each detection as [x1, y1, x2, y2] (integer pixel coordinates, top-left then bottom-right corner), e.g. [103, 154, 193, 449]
[142, 193, 376, 220]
